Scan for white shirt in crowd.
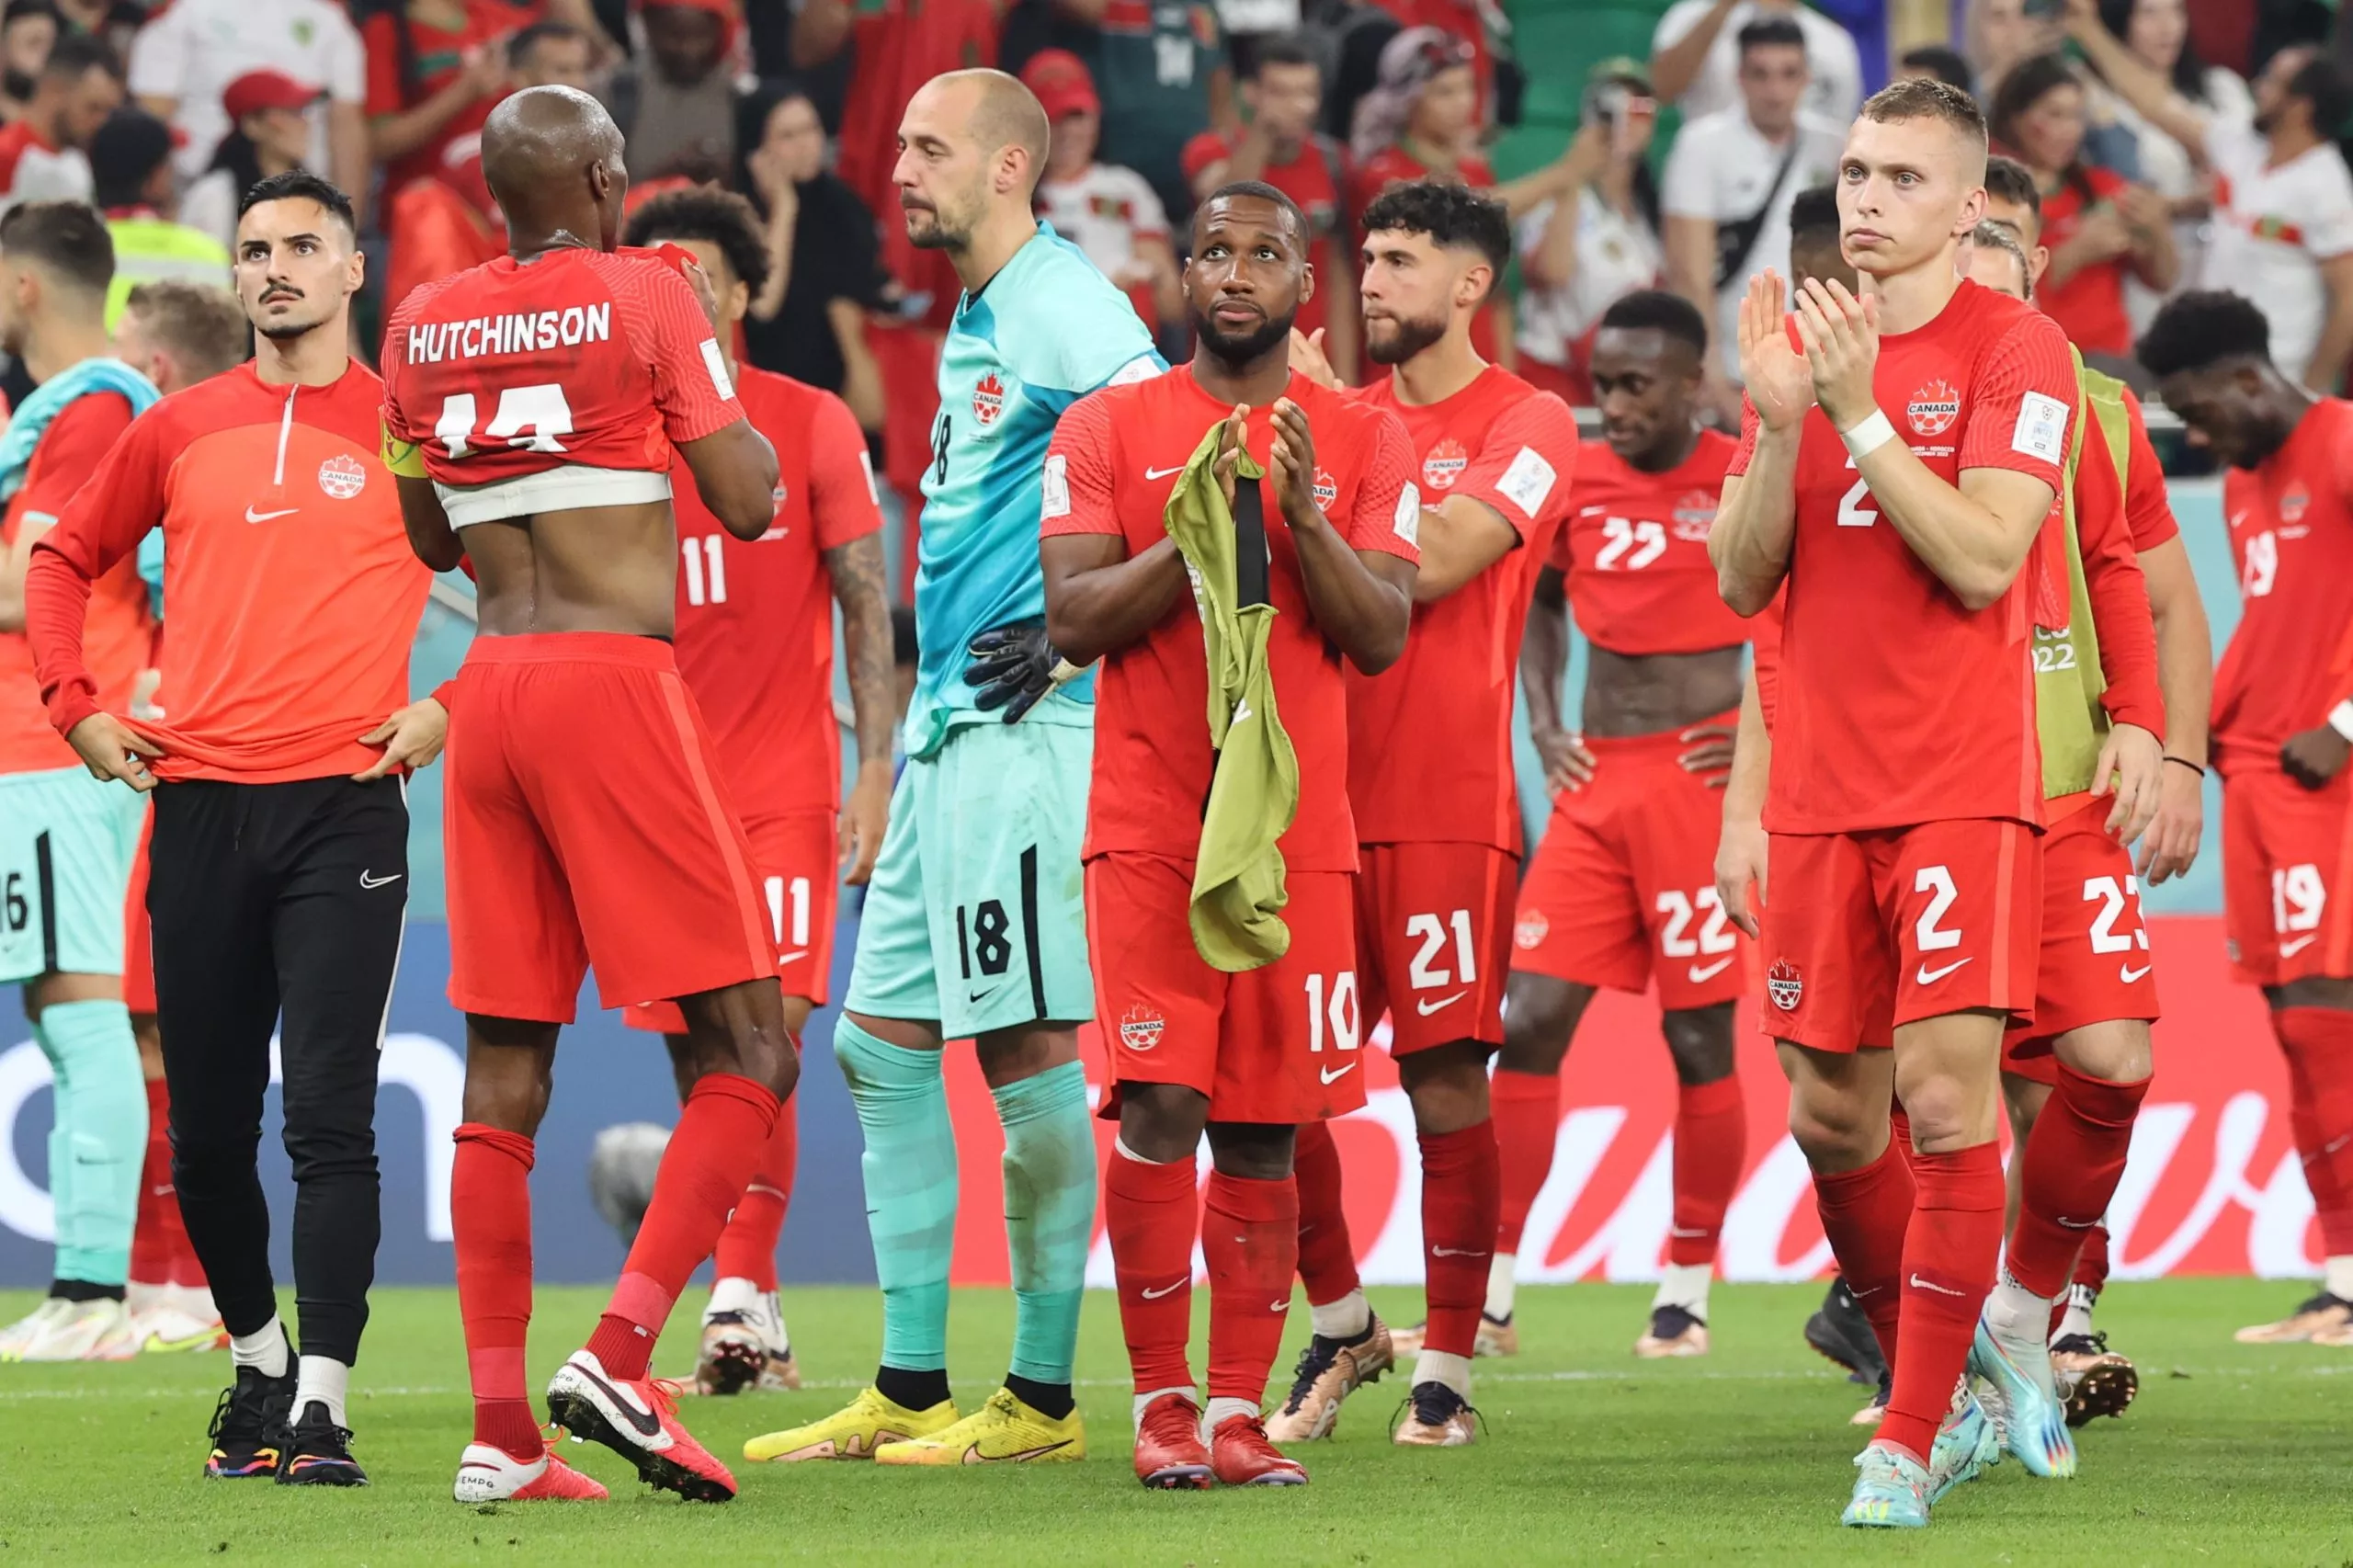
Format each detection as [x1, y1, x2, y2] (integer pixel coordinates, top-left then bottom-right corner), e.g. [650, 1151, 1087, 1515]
[128, 0, 366, 183]
[1515, 190, 1663, 368]
[2103, 66, 2255, 335]
[1034, 165, 1171, 294]
[1663, 105, 1845, 378]
[2199, 114, 2353, 384]
[1651, 0, 1863, 125]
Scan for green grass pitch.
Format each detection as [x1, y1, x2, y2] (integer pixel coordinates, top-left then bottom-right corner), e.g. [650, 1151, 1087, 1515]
[2, 1278, 2347, 1564]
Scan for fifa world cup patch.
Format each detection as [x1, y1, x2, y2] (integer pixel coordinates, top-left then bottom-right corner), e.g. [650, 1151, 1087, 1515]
[1120, 1006, 1165, 1051]
[1514, 911, 1549, 950]
[1041, 454, 1070, 519]
[2011, 391, 2069, 463]
[700, 338, 735, 400]
[1766, 959, 1803, 1011]
[1494, 447, 1557, 519]
[1392, 481, 1421, 546]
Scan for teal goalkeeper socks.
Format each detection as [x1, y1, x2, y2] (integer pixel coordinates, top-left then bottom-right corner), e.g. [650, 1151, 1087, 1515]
[834, 1017, 957, 1373]
[993, 1060, 1096, 1386]
[37, 1000, 144, 1288]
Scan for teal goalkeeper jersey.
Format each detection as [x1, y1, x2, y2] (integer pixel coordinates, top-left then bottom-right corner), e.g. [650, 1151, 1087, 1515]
[904, 222, 1164, 759]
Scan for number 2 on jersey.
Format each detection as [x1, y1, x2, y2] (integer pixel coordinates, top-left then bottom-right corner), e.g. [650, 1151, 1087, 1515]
[435, 383, 575, 458]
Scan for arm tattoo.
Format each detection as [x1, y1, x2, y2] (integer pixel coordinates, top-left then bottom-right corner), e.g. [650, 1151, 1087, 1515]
[824, 531, 897, 767]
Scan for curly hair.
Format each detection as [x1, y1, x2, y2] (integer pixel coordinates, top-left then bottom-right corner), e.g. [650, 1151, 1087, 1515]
[621, 185, 772, 295]
[1359, 178, 1510, 276]
[2136, 290, 2271, 379]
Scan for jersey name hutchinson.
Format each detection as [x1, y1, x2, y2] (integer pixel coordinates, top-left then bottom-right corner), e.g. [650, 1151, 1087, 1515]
[403, 303, 614, 364]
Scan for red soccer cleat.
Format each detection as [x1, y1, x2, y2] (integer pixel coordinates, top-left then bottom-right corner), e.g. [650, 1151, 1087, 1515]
[1210, 1412, 1307, 1487]
[1131, 1392, 1212, 1490]
[545, 1349, 735, 1502]
[452, 1438, 611, 1503]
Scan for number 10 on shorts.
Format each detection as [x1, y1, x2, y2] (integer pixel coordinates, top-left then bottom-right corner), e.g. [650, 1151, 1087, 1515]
[1304, 971, 1359, 1052]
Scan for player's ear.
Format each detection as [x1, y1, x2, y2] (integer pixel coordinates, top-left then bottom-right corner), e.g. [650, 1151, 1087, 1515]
[345, 238, 366, 297]
[1299, 257, 1315, 306]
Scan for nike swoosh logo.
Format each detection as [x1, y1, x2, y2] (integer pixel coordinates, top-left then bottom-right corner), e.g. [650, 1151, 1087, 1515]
[1430, 1246, 1491, 1258]
[244, 506, 298, 523]
[2056, 1216, 2102, 1230]
[1320, 1060, 1358, 1085]
[1144, 464, 1187, 480]
[963, 1439, 1073, 1463]
[1140, 1279, 1186, 1300]
[779, 949, 809, 965]
[1907, 1273, 1965, 1297]
[2119, 963, 2152, 983]
[1852, 1284, 1883, 1298]
[1269, 1299, 1290, 1312]
[1415, 991, 1467, 1017]
[1688, 958, 1735, 983]
[572, 1362, 663, 1437]
[358, 871, 402, 889]
[968, 987, 999, 1004]
[1915, 957, 1972, 984]
[2281, 935, 2318, 957]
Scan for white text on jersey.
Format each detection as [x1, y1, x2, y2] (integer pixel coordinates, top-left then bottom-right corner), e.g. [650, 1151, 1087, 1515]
[406, 303, 613, 364]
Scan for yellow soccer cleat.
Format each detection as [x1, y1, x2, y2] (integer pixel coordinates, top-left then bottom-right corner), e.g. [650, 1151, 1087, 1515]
[743, 1387, 959, 1462]
[873, 1387, 1085, 1466]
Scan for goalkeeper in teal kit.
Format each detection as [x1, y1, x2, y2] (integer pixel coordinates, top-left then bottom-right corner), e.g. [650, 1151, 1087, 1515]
[744, 69, 1162, 1469]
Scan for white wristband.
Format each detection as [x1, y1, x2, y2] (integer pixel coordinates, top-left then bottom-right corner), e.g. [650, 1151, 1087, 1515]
[2330, 699, 2353, 744]
[1839, 408, 1897, 460]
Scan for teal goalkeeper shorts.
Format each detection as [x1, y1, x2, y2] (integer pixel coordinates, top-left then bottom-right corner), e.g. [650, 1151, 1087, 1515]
[846, 717, 1095, 1037]
[0, 764, 145, 984]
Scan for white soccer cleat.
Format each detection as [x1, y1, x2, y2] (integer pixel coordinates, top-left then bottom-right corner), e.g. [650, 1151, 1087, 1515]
[0, 1298, 71, 1361]
[20, 1298, 141, 1361]
[134, 1283, 227, 1353]
[453, 1440, 611, 1503]
[696, 1289, 798, 1393]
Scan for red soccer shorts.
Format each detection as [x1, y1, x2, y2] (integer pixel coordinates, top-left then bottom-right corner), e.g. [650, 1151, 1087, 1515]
[445, 633, 772, 1024]
[122, 812, 154, 1015]
[1763, 818, 2041, 1052]
[1355, 842, 1513, 1054]
[2222, 767, 2353, 987]
[625, 810, 840, 1032]
[2005, 797, 2159, 1084]
[1511, 719, 1747, 1011]
[1087, 852, 1363, 1124]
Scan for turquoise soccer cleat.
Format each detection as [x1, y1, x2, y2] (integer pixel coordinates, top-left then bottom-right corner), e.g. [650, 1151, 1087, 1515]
[1841, 1441, 1932, 1528]
[1927, 1383, 2002, 1505]
[1969, 1318, 2078, 1479]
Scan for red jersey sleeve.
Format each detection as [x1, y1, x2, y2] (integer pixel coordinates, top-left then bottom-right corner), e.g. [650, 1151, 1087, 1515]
[1345, 407, 1420, 562]
[613, 259, 746, 446]
[26, 411, 172, 736]
[1040, 388, 1121, 539]
[807, 391, 884, 551]
[2116, 387, 2177, 551]
[2072, 413, 2165, 740]
[1725, 396, 1762, 477]
[1180, 130, 1227, 185]
[16, 393, 131, 522]
[1954, 311, 2076, 492]
[1454, 392, 1578, 541]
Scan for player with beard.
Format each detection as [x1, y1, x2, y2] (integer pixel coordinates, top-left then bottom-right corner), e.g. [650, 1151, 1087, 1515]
[1707, 79, 2100, 1528]
[1257, 180, 1579, 1448]
[1042, 181, 1417, 1487]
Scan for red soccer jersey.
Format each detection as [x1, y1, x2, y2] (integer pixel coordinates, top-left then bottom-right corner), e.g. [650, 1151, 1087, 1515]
[1729, 278, 2078, 834]
[1043, 367, 1418, 870]
[379, 247, 744, 524]
[1552, 428, 1749, 657]
[2117, 386, 2178, 551]
[2213, 396, 2353, 778]
[1346, 366, 1578, 851]
[669, 364, 881, 821]
[363, 0, 531, 201]
[2033, 169, 2135, 358]
[0, 393, 142, 775]
[1181, 129, 1345, 342]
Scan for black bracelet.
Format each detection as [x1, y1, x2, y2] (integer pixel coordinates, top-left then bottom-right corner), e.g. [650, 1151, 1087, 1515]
[2164, 756, 2205, 778]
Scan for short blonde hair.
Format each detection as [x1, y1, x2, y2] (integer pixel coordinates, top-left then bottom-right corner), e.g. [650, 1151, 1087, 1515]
[122, 279, 249, 380]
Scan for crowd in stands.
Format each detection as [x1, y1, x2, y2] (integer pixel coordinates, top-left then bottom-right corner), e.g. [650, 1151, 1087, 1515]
[0, 0, 2346, 496]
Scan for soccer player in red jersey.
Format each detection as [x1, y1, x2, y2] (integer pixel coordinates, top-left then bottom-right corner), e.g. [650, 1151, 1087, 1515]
[379, 87, 793, 1506]
[1040, 181, 1418, 1489]
[618, 187, 897, 1399]
[1706, 79, 2106, 1527]
[2137, 288, 2353, 1347]
[1256, 180, 1578, 1448]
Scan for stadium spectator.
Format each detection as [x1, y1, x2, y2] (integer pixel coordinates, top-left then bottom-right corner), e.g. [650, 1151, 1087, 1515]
[1648, 0, 1860, 124]
[1363, 0, 1495, 121]
[1515, 65, 1662, 404]
[2083, 0, 2254, 333]
[1967, 0, 2062, 99]
[1989, 51, 2177, 368]
[1896, 43, 1974, 96]
[359, 0, 530, 207]
[1661, 15, 1840, 422]
[603, 0, 745, 180]
[1, 0, 59, 123]
[2072, 10, 2353, 389]
[1023, 49, 1181, 334]
[127, 0, 367, 205]
[0, 32, 116, 211]
[1008, 0, 1232, 226]
[1183, 33, 1356, 381]
[734, 85, 886, 432]
[507, 15, 597, 90]
[178, 71, 317, 253]
[85, 107, 230, 327]
[379, 142, 502, 314]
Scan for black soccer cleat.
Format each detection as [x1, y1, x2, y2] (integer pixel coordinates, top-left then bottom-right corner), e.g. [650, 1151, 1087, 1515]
[1804, 1276, 1888, 1385]
[205, 1363, 295, 1479]
[276, 1400, 369, 1486]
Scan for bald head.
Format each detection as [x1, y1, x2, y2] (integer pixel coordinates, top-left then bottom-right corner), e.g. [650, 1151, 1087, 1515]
[483, 85, 630, 253]
[896, 69, 1052, 263]
[937, 69, 1050, 191]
